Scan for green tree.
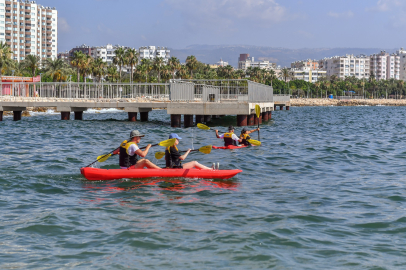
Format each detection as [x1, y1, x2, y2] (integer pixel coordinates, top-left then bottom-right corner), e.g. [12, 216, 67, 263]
[113, 47, 126, 82]
[153, 57, 165, 82]
[0, 42, 13, 80]
[44, 58, 73, 82]
[125, 48, 138, 83]
[22, 55, 40, 77]
[186, 55, 198, 77]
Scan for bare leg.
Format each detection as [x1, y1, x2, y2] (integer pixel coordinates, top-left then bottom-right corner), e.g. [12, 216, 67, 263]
[131, 159, 162, 169]
[182, 161, 213, 170]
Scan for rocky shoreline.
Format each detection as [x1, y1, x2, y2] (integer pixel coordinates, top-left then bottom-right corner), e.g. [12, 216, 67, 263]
[291, 98, 406, 107]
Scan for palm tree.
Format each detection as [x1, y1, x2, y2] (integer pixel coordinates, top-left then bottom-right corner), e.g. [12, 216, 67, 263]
[153, 57, 165, 82]
[70, 51, 85, 82]
[268, 69, 276, 86]
[44, 58, 72, 82]
[125, 48, 138, 84]
[106, 65, 119, 82]
[92, 57, 107, 83]
[23, 55, 40, 77]
[140, 58, 152, 83]
[0, 42, 13, 80]
[168, 57, 180, 80]
[113, 47, 126, 82]
[185, 55, 198, 77]
[177, 65, 189, 79]
[79, 55, 93, 83]
[280, 68, 290, 83]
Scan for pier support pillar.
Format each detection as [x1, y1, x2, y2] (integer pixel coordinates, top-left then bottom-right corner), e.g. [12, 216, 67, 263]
[212, 115, 220, 119]
[184, 115, 194, 128]
[286, 106, 290, 110]
[171, 114, 181, 128]
[237, 115, 247, 126]
[74, 111, 83, 120]
[140, 112, 149, 122]
[269, 111, 272, 120]
[195, 115, 204, 124]
[204, 115, 212, 122]
[262, 111, 269, 121]
[254, 113, 262, 125]
[61, 112, 70, 121]
[247, 114, 255, 126]
[274, 105, 277, 111]
[0, 111, 3, 121]
[128, 112, 137, 122]
[280, 105, 284, 111]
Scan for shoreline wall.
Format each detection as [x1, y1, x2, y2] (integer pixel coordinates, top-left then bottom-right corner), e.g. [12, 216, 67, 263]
[291, 98, 406, 107]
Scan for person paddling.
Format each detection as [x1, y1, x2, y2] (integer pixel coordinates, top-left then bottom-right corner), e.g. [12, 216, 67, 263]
[240, 127, 260, 146]
[215, 126, 242, 147]
[165, 133, 213, 170]
[113, 130, 161, 169]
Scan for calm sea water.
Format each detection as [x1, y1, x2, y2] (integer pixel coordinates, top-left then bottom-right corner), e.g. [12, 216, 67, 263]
[1, 107, 406, 269]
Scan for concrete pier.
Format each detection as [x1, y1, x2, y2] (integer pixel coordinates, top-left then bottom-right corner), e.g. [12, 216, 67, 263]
[237, 115, 247, 126]
[195, 115, 204, 124]
[269, 111, 272, 120]
[61, 112, 70, 121]
[184, 115, 194, 128]
[14, 111, 22, 121]
[262, 111, 269, 121]
[286, 106, 290, 110]
[171, 114, 181, 128]
[140, 112, 149, 122]
[280, 105, 284, 110]
[128, 112, 137, 122]
[74, 111, 83, 120]
[0, 111, 2, 121]
[247, 114, 255, 126]
[254, 113, 262, 125]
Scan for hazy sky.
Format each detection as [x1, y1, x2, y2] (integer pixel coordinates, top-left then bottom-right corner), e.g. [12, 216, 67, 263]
[41, 0, 406, 52]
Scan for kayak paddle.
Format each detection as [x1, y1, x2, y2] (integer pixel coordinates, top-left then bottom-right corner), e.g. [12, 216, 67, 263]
[154, 145, 213, 160]
[197, 123, 226, 133]
[86, 138, 176, 167]
[255, 105, 261, 141]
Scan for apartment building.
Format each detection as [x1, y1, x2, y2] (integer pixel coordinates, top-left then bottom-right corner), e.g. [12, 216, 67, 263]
[91, 44, 131, 67]
[0, 0, 57, 61]
[216, 59, 228, 67]
[319, 55, 370, 80]
[139, 46, 170, 62]
[290, 68, 326, 83]
[370, 51, 400, 80]
[291, 59, 319, 70]
[238, 54, 276, 70]
[397, 48, 406, 81]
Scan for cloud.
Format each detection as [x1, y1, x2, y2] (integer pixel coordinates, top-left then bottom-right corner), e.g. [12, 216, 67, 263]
[328, 10, 354, 18]
[58, 17, 70, 32]
[165, 0, 288, 32]
[366, 0, 403, 12]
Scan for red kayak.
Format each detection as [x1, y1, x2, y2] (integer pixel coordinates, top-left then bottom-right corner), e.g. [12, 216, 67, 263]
[213, 145, 248, 150]
[81, 167, 242, 181]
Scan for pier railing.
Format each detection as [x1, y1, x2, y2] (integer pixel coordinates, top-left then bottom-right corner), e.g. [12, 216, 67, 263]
[0, 82, 170, 102]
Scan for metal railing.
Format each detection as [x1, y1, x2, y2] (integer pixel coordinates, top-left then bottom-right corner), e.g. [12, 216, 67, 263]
[0, 82, 170, 102]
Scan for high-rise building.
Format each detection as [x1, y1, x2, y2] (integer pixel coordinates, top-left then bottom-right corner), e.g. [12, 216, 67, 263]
[91, 44, 131, 67]
[319, 55, 370, 80]
[395, 48, 406, 81]
[370, 51, 400, 80]
[0, 0, 58, 62]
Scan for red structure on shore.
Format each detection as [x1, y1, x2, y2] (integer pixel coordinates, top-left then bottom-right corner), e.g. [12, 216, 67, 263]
[1, 76, 41, 96]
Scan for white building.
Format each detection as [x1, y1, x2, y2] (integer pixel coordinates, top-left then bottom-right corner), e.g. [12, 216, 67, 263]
[290, 68, 326, 83]
[139, 46, 170, 62]
[238, 56, 275, 70]
[396, 48, 406, 81]
[319, 55, 370, 80]
[370, 51, 400, 80]
[91, 44, 132, 71]
[0, 0, 57, 61]
[216, 59, 228, 67]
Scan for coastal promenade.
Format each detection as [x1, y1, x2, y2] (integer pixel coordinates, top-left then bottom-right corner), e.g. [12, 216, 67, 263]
[0, 80, 289, 127]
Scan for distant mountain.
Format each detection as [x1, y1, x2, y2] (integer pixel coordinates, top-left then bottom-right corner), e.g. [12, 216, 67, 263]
[170, 45, 398, 67]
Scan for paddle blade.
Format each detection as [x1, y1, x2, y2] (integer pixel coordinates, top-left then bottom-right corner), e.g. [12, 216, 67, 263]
[255, 105, 261, 118]
[198, 145, 212, 154]
[197, 123, 211, 130]
[155, 152, 165, 160]
[97, 154, 111, 163]
[158, 138, 176, 147]
[248, 139, 261, 146]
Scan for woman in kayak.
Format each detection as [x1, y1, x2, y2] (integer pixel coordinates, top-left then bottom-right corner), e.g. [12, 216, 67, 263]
[165, 133, 213, 170]
[240, 127, 260, 146]
[113, 130, 161, 169]
[215, 126, 242, 146]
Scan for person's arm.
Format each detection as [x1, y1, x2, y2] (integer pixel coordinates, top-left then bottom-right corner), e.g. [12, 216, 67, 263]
[247, 128, 260, 134]
[233, 134, 242, 143]
[215, 130, 221, 138]
[179, 149, 191, 161]
[112, 147, 120, 155]
[134, 144, 151, 157]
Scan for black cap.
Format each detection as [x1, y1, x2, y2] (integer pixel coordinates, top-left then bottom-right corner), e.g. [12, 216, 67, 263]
[228, 125, 235, 130]
[242, 128, 248, 132]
